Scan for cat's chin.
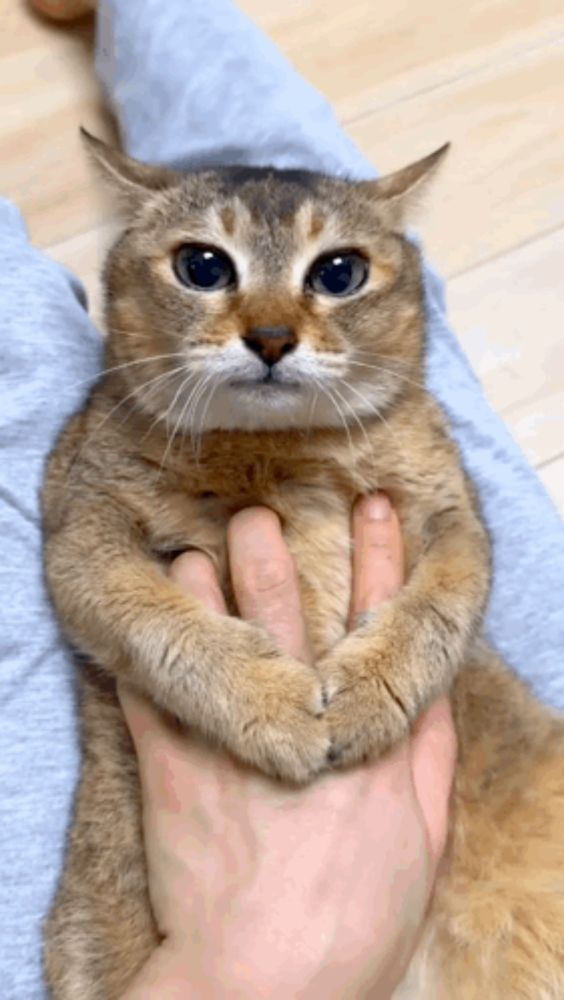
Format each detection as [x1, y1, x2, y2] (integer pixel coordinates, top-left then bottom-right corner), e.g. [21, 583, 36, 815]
[176, 380, 313, 432]
[227, 379, 302, 396]
[156, 374, 394, 434]
[170, 376, 396, 433]
[221, 381, 311, 430]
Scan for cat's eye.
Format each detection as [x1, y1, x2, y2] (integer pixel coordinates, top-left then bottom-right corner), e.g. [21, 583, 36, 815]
[306, 251, 368, 297]
[173, 244, 236, 292]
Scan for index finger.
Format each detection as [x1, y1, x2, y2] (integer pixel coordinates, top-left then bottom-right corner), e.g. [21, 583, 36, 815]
[349, 493, 404, 626]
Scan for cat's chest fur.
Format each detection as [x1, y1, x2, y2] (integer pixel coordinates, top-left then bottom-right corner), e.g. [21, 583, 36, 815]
[137, 434, 376, 658]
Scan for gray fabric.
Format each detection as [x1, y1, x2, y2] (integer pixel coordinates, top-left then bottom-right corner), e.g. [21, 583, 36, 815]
[1, 1, 562, 996]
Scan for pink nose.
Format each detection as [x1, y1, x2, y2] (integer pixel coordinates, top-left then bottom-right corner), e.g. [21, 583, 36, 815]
[242, 326, 297, 367]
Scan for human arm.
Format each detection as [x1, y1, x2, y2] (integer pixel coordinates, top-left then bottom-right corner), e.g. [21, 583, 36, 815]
[119, 495, 456, 998]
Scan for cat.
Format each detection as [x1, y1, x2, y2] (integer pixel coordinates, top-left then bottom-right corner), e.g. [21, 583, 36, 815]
[42, 131, 564, 998]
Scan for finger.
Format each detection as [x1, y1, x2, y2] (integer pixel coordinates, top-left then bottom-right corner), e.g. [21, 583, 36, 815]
[227, 507, 312, 663]
[349, 493, 404, 625]
[409, 697, 457, 866]
[168, 550, 228, 615]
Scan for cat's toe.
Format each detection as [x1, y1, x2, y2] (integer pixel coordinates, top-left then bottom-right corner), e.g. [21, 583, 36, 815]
[326, 679, 408, 767]
[235, 665, 331, 783]
[257, 717, 331, 784]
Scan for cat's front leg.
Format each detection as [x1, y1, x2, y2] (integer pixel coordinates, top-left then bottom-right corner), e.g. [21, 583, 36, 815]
[321, 504, 490, 765]
[44, 501, 330, 783]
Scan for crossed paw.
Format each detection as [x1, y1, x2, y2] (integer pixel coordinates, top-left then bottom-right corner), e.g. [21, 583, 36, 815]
[231, 634, 409, 785]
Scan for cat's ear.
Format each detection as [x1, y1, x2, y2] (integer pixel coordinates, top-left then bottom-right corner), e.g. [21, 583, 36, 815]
[359, 143, 450, 229]
[80, 128, 180, 213]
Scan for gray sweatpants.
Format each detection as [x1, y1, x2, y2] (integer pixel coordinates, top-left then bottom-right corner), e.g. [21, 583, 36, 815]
[1, 2, 563, 996]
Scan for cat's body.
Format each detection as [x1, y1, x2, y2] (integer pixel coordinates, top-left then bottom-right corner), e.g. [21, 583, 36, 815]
[42, 140, 564, 997]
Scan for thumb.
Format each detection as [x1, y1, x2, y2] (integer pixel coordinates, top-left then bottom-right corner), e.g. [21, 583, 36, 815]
[118, 684, 205, 808]
[118, 682, 246, 815]
[409, 697, 457, 865]
[118, 683, 178, 758]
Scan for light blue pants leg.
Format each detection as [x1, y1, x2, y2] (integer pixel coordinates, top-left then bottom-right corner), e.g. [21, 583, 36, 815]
[0, 201, 102, 1000]
[1, 2, 562, 996]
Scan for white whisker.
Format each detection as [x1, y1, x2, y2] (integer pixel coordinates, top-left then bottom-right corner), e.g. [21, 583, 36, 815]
[346, 358, 425, 392]
[314, 379, 355, 466]
[158, 372, 199, 473]
[189, 374, 216, 452]
[65, 352, 189, 392]
[330, 383, 373, 454]
[62, 366, 187, 494]
[306, 386, 320, 436]
[195, 376, 221, 450]
[340, 378, 404, 455]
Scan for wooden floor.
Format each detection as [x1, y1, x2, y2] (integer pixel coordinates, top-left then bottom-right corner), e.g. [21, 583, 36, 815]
[3, 0, 564, 513]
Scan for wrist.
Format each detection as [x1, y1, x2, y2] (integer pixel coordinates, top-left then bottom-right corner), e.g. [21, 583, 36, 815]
[120, 943, 201, 999]
[120, 942, 296, 1000]
[119, 936, 395, 1000]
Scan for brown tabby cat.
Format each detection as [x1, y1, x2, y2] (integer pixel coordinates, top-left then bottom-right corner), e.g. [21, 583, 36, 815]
[42, 131, 564, 998]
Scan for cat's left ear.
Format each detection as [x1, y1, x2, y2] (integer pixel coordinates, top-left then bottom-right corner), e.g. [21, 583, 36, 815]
[80, 127, 181, 213]
[359, 143, 450, 229]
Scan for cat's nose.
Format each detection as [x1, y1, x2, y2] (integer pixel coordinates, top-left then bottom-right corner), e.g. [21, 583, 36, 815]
[242, 326, 297, 367]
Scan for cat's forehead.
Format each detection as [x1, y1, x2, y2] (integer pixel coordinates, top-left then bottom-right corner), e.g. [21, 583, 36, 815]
[154, 167, 374, 248]
[213, 165, 325, 214]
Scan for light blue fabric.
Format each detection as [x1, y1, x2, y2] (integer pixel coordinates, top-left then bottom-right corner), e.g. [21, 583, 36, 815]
[1, 1, 562, 996]
[0, 201, 102, 999]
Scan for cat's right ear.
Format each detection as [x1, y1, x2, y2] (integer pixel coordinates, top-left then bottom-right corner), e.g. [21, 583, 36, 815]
[80, 128, 180, 213]
[359, 143, 450, 230]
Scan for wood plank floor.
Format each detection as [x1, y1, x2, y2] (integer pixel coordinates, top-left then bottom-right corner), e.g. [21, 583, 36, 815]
[3, 0, 563, 513]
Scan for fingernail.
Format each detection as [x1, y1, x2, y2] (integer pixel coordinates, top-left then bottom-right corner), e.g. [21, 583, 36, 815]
[365, 494, 391, 521]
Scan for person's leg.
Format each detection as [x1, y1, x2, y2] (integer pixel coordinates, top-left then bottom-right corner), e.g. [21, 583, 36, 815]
[95, 0, 563, 702]
[0, 201, 102, 998]
[95, 0, 374, 179]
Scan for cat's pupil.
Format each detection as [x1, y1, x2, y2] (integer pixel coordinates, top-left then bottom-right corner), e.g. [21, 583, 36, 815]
[319, 257, 353, 294]
[174, 245, 236, 291]
[308, 252, 368, 297]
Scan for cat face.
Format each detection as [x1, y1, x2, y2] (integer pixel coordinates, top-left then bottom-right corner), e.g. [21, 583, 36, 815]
[88, 133, 447, 435]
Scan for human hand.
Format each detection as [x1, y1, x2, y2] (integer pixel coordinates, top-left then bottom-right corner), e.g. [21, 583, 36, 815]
[120, 495, 456, 999]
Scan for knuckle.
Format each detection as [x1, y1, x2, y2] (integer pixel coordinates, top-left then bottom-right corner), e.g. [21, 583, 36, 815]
[366, 534, 393, 550]
[243, 556, 293, 595]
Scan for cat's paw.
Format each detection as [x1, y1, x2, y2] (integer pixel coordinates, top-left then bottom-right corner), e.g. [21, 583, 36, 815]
[321, 648, 409, 767]
[233, 654, 331, 784]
